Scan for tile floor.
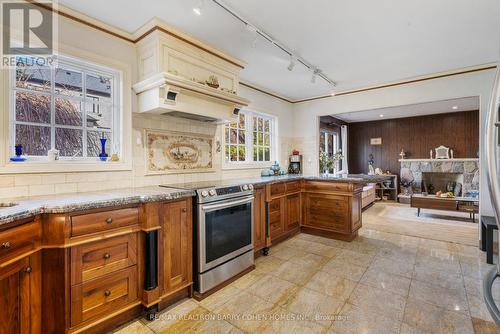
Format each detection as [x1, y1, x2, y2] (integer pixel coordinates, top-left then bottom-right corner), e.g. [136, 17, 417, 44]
[112, 229, 500, 334]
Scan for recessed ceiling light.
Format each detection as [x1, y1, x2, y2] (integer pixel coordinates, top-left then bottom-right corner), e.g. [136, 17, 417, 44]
[452, 105, 458, 110]
[379, 114, 384, 118]
[330, 91, 336, 96]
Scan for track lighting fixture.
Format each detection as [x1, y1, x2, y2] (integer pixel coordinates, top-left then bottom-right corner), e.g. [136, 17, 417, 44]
[211, 0, 337, 87]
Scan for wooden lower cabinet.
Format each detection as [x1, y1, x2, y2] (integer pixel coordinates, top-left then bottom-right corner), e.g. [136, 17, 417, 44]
[159, 198, 193, 297]
[253, 187, 267, 253]
[0, 253, 41, 334]
[285, 193, 301, 231]
[302, 181, 362, 241]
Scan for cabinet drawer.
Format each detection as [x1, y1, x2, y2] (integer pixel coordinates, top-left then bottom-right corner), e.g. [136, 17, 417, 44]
[304, 181, 351, 193]
[270, 183, 286, 197]
[71, 266, 138, 326]
[0, 221, 40, 263]
[71, 207, 139, 237]
[411, 197, 457, 211]
[285, 181, 300, 193]
[71, 234, 137, 285]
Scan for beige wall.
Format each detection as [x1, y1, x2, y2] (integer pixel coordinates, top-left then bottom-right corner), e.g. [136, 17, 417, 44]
[0, 15, 294, 199]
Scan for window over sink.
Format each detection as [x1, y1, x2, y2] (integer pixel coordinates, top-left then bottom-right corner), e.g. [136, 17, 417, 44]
[11, 55, 121, 160]
[224, 110, 276, 164]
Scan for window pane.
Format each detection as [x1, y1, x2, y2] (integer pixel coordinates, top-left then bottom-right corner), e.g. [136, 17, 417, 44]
[328, 134, 333, 155]
[253, 117, 257, 131]
[229, 146, 237, 161]
[238, 130, 246, 144]
[55, 97, 82, 126]
[86, 74, 112, 102]
[264, 120, 270, 132]
[230, 129, 237, 144]
[238, 146, 246, 162]
[224, 127, 229, 143]
[264, 147, 270, 161]
[253, 147, 258, 161]
[56, 128, 83, 157]
[258, 147, 264, 161]
[320, 132, 325, 152]
[16, 64, 51, 92]
[258, 118, 263, 131]
[258, 133, 263, 146]
[15, 91, 51, 124]
[15, 124, 50, 156]
[225, 145, 230, 160]
[55, 67, 82, 97]
[264, 134, 270, 146]
[239, 113, 245, 129]
[86, 103, 112, 130]
[253, 131, 257, 145]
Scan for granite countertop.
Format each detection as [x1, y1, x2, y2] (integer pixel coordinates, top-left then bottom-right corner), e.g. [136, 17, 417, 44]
[0, 174, 378, 226]
[0, 186, 195, 226]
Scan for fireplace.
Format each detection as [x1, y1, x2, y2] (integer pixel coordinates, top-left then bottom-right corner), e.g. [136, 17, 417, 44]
[421, 172, 464, 195]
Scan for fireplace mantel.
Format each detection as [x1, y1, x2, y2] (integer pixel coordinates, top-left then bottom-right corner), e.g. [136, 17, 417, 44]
[398, 158, 479, 162]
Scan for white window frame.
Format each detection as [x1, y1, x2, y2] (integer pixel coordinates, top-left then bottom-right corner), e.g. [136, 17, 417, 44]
[320, 130, 340, 172]
[223, 110, 277, 168]
[10, 54, 120, 161]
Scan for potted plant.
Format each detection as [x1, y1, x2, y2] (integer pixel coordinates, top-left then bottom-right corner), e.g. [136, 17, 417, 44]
[319, 150, 343, 176]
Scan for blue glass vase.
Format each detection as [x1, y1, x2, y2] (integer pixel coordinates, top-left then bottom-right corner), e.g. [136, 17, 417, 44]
[10, 145, 26, 162]
[99, 138, 108, 161]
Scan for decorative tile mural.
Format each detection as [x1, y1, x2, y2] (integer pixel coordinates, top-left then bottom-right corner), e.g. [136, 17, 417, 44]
[145, 130, 213, 174]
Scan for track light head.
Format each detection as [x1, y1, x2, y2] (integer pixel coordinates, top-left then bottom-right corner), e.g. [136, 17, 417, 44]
[287, 55, 296, 71]
[311, 67, 320, 84]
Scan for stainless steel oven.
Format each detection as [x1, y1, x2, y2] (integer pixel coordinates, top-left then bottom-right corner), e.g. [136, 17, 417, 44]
[160, 181, 255, 294]
[198, 194, 254, 273]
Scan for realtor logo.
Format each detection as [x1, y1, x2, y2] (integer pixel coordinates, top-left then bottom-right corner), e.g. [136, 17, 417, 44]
[1, 0, 57, 67]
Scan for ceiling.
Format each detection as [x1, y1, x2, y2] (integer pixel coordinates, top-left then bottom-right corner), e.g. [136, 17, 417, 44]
[58, 0, 500, 100]
[334, 96, 480, 123]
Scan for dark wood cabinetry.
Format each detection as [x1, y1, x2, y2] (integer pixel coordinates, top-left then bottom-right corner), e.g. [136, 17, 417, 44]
[253, 187, 267, 254]
[159, 199, 193, 297]
[265, 181, 302, 245]
[0, 253, 41, 334]
[302, 181, 362, 241]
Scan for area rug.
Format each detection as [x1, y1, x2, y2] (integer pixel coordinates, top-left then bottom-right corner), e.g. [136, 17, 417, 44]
[362, 202, 478, 246]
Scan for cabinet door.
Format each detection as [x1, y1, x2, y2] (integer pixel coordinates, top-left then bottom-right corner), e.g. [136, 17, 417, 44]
[253, 187, 266, 252]
[285, 193, 300, 231]
[269, 198, 285, 239]
[160, 199, 193, 295]
[0, 254, 40, 334]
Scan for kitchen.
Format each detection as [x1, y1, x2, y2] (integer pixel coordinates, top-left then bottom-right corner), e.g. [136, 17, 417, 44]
[1, 1, 500, 333]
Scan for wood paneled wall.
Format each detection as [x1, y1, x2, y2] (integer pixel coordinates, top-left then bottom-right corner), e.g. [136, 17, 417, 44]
[347, 110, 479, 175]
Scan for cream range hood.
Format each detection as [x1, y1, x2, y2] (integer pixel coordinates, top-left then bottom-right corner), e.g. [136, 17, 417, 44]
[132, 24, 250, 123]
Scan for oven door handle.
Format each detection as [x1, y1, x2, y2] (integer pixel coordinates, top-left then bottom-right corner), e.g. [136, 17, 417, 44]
[201, 196, 254, 212]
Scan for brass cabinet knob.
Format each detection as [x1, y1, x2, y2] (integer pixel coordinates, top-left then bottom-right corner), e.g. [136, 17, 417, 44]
[1, 242, 11, 249]
[24, 266, 32, 273]
[103, 253, 111, 260]
[104, 290, 111, 297]
[105, 218, 113, 224]
[181, 208, 187, 213]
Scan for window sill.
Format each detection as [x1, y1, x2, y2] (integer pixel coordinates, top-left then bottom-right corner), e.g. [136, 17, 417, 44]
[222, 162, 273, 171]
[0, 160, 133, 174]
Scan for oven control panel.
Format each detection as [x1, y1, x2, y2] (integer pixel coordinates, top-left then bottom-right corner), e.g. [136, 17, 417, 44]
[216, 186, 242, 196]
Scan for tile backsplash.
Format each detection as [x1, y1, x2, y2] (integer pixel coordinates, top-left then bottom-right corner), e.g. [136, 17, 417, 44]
[0, 113, 293, 199]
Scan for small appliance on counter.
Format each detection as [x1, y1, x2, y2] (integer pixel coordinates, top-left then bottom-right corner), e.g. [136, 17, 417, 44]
[288, 152, 302, 174]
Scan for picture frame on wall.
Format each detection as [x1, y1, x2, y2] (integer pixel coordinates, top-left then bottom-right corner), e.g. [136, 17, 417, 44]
[370, 137, 382, 145]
